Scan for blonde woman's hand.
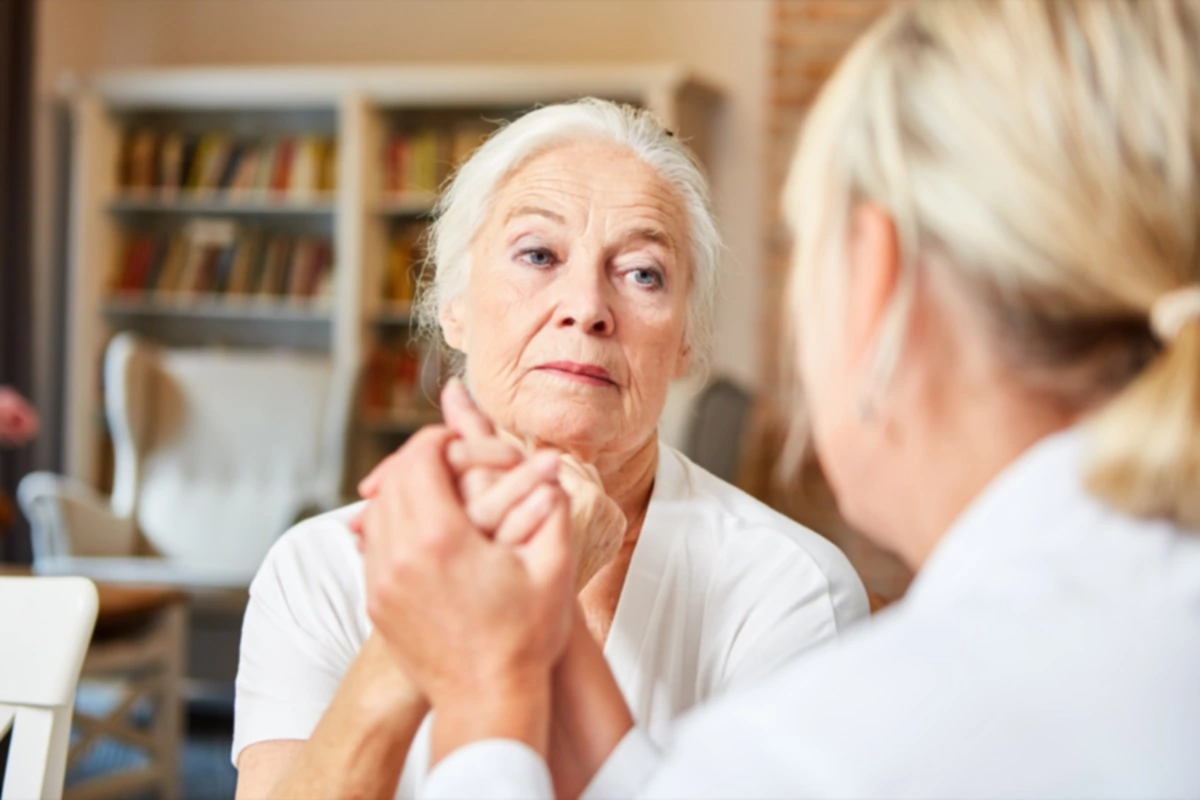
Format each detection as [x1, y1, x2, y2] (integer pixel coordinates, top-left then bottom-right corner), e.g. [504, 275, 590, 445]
[356, 379, 626, 592]
[439, 381, 626, 591]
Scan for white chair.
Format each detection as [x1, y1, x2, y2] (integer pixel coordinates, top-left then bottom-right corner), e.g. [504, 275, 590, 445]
[17, 331, 350, 589]
[0, 576, 99, 800]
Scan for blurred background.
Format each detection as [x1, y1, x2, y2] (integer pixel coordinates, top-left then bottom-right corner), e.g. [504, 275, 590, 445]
[0, 1, 908, 796]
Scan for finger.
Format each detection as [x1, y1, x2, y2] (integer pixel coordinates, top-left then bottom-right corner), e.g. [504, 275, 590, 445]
[367, 429, 475, 554]
[466, 451, 561, 532]
[447, 437, 523, 474]
[358, 450, 402, 498]
[348, 505, 367, 553]
[494, 484, 559, 546]
[522, 489, 574, 588]
[461, 466, 501, 505]
[441, 378, 494, 439]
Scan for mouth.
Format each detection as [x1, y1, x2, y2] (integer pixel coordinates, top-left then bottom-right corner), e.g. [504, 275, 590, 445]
[535, 361, 617, 388]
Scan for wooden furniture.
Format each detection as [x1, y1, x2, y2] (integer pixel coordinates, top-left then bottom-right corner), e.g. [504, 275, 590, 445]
[0, 568, 186, 800]
[69, 583, 186, 800]
[0, 576, 98, 800]
[59, 65, 723, 494]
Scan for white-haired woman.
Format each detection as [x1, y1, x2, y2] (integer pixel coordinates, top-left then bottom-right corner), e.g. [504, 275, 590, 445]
[359, 1, 1200, 797]
[232, 99, 868, 798]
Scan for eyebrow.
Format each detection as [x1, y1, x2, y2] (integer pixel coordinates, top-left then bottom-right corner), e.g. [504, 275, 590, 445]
[505, 205, 566, 225]
[620, 226, 676, 252]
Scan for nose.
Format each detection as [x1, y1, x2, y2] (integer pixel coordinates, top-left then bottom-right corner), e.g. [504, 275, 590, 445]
[554, 258, 615, 336]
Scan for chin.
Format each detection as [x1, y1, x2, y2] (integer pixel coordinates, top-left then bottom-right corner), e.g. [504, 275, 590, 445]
[509, 402, 619, 454]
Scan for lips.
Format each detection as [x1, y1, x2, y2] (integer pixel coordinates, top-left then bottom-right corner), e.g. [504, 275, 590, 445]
[536, 361, 617, 387]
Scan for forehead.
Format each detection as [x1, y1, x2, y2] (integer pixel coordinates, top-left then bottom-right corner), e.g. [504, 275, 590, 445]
[490, 141, 689, 237]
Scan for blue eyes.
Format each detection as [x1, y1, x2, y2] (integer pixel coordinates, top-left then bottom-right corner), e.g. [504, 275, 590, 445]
[515, 248, 664, 291]
[520, 247, 555, 268]
[630, 268, 664, 289]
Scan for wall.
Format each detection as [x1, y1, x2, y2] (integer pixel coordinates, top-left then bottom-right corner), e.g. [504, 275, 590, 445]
[755, 0, 910, 607]
[30, 0, 771, 448]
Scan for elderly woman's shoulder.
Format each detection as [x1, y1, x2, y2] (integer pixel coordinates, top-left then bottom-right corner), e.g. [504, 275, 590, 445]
[250, 501, 366, 594]
[663, 446, 865, 594]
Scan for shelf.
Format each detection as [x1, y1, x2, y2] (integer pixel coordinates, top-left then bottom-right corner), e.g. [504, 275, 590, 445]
[103, 298, 332, 323]
[108, 192, 336, 215]
[373, 303, 414, 325]
[375, 193, 437, 216]
[361, 407, 442, 433]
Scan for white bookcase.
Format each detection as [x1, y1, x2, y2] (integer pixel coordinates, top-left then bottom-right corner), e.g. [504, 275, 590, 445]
[62, 65, 722, 492]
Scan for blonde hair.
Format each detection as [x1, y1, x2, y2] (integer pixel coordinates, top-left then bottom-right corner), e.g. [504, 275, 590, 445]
[784, 0, 1200, 527]
[419, 98, 722, 376]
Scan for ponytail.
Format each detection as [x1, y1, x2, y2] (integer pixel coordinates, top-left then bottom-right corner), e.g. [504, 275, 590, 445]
[1087, 320, 1200, 529]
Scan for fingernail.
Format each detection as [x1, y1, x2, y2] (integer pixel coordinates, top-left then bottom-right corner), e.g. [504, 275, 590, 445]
[532, 451, 560, 478]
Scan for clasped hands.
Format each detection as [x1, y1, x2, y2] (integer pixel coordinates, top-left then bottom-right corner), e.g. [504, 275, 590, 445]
[352, 378, 626, 716]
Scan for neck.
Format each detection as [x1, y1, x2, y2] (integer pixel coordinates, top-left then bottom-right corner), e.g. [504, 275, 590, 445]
[593, 436, 658, 544]
[893, 391, 1079, 572]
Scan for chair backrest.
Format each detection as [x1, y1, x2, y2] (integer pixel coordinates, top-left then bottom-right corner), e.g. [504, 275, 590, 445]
[105, 332, 347, 573]
[0, 576, 98, 800]
[683, 377, 753, 484]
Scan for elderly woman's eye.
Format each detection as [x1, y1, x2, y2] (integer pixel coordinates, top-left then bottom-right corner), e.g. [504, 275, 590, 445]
[630, 268, 665, 290]
[519, 247, 556, 268]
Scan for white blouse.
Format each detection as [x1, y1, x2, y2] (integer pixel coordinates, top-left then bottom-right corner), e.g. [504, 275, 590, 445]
[423, 429, 1200, 799]
[233, 443, 869, 796]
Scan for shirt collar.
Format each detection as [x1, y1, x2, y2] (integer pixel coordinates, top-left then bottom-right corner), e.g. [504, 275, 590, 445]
[904, 427, 1088, 608]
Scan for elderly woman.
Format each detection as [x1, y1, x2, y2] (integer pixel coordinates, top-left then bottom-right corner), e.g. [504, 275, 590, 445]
[359, 1, 1200, 797]
[233, 99, 868, 797]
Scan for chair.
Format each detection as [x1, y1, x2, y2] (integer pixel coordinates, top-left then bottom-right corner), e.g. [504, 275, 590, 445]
[683, 377, 753, 484]
[17, 331, 350, 589]
[0, 576, 99, 800]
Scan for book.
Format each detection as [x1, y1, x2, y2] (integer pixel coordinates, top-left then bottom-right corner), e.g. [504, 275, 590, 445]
[158, 133, 186, 194]
[384, 226, 418, 303]
[227, 144, 261, 199]
[110, 223, 332, 306]
[224, 230, 262, 296]
[256, 236, 291, 297]
[152, 234, 188, 295]
[319, 139, 338, 192]
[269, 138, 296, 195]
[216, 142, 245, 192]
[289, 138, 321, 197]
[254, 141, 279, 195]
[124, 130, 159, 191]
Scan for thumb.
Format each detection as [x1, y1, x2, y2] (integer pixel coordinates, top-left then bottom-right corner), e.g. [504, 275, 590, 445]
[520, 490, 574, 590]
[441, 377, 494, 439]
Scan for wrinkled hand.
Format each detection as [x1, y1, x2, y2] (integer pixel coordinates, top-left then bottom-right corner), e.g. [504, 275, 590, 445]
[360, 425, 575, 707]
[354, 380, 626, 589]
[546, 451, 626, 591]
[0, 387, 38, 447]
[440, 380, 626, 590]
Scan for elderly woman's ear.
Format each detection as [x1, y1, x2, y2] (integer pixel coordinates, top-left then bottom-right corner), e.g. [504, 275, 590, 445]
[439, 298, 468, 352]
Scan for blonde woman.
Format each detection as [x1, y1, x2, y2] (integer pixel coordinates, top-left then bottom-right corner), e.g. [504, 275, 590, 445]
[359, 1, 1200, 797]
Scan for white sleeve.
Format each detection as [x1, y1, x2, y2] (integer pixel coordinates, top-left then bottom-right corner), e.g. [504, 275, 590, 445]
[421, 740, 554, 800]
[581, 728, 661, 800]
[706, 523, 869, 692]
[420, 730, 661, 800]
[232, 512, 367, 764]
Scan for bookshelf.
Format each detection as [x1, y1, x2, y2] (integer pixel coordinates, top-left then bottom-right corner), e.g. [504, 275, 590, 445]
[63, 66, 722, 494]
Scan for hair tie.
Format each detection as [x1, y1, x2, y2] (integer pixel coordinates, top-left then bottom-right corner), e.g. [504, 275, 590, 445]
[1150, 286, 1200, 343]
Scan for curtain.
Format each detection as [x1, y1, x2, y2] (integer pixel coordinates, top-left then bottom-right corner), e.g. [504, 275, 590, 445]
[0, 0, 36, 563]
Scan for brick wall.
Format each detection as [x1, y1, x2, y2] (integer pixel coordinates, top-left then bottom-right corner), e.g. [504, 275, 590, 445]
[747, 0, 912, 608]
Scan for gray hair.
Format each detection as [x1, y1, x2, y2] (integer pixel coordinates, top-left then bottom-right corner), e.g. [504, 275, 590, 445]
[416, 98, 721, 375]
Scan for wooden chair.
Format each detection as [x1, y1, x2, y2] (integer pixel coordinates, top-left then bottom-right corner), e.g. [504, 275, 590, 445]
[0, 576, 98, 800]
